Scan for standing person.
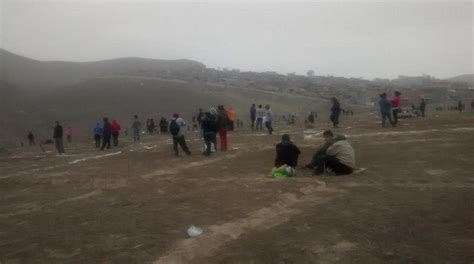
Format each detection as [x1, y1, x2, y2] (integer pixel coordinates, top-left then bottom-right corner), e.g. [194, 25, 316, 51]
[27, 131, 35, 146]
[93, 122, 103, 148]
[330, 97, 341, 128]
[391, 91, 401, 125]
[209, 107, 218, 150]
[169, 113, 191, 156]
[419, 98, 427, 117]
[111, 118, 121, 146]
[146, 119, 151, 134]
[159, 117, 168, 133]
[192, 116, 199, 131]
[101, 117, 112, 150]
[227, 107, 236, 131]
[308, 112, 315, 123]
[250, 104, 256, 130]
[265, 104, 274, 135]
[149, 118, 156, 134]
[132, 115, 141, 142]
[458, 100, 463, 113]
[197, 108, 204, 127]
[256, 104, 265, 130]
[217, 105, 229, 151]
[201, 112, 217, 156]
[379, 93, 394, 127]
[53, 121, 65, 154]
[66, 127, 74, 143]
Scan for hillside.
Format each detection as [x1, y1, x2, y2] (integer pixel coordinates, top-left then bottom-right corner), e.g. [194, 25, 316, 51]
[2, 49, 473, 147]
[0, 49, 207, 90]
[446, 74, 474, 85]
[0, 77, 330, 146]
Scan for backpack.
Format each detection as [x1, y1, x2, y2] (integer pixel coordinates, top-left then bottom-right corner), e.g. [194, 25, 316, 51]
[169, 119, 180, 136]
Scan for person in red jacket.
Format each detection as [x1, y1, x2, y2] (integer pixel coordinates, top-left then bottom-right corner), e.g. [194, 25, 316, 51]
[111, 118, 122, 147]
[217, 105, 229, 151]
[391, 91, 401, 126]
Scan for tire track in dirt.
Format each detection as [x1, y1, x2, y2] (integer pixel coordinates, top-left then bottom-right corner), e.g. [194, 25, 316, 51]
[337, 182, 474, 189]
[141, 146, 274, 180]
[0, 190, 102, 219]
[153, 180, 343, 264]
[153, 181, 340, 263]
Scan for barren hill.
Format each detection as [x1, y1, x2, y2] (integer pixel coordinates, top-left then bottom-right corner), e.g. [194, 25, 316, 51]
[2, 49, 472, 147]
[0, 49, 207, 90]
[446, 74, 474, 85]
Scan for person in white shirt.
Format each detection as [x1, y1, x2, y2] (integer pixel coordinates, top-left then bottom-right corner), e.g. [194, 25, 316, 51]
[256, 105, 265, 130]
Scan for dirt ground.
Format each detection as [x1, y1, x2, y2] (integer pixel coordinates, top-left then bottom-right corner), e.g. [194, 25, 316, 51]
[1, 111, 473, 263]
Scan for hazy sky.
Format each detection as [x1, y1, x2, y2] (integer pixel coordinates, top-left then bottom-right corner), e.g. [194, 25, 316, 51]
[1, 0, 472, 79]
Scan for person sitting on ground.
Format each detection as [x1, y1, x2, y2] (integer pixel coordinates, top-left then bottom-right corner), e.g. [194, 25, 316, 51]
[305, 130, 355, 175]
[271, 134, 301, 178]
[275, 134, 300, 168]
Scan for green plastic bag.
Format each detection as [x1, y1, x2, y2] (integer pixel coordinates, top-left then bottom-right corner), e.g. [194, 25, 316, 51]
[271, 165, 294, 178]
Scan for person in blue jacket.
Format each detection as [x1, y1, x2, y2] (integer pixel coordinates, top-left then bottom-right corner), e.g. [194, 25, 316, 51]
[93, 122, 103, 148]
[379, 93, 394, 128]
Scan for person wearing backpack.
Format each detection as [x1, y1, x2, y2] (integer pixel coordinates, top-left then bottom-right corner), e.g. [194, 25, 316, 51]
[169, 113, 191, 156]
[216, 105, 229, 151]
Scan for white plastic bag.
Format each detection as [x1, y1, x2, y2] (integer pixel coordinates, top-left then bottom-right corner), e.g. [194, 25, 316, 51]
[187, 225, 203, 237]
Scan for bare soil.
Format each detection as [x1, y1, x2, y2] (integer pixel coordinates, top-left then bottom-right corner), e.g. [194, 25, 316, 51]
[1, 112, 473, 263]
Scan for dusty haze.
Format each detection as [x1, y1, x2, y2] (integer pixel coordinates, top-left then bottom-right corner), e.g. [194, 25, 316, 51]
[1, 0, 472, 79]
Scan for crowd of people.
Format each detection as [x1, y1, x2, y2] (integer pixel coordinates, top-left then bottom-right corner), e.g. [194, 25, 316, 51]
[250, 104, 274, 134]
[23, 94, 472, 177]
[377, 91, 431, 127]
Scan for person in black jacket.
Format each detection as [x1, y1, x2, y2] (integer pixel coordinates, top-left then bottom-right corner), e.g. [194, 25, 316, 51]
[159, 117, 168, 133]
[53, 121, 65, 154]
[250, 104, 256, 130]
[201, 112, 218, 156]
[101, 117, 112, 150]
[330, 97, 341, 128]
[27, 131, 35, 146]
[275, 134, 301, 168]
